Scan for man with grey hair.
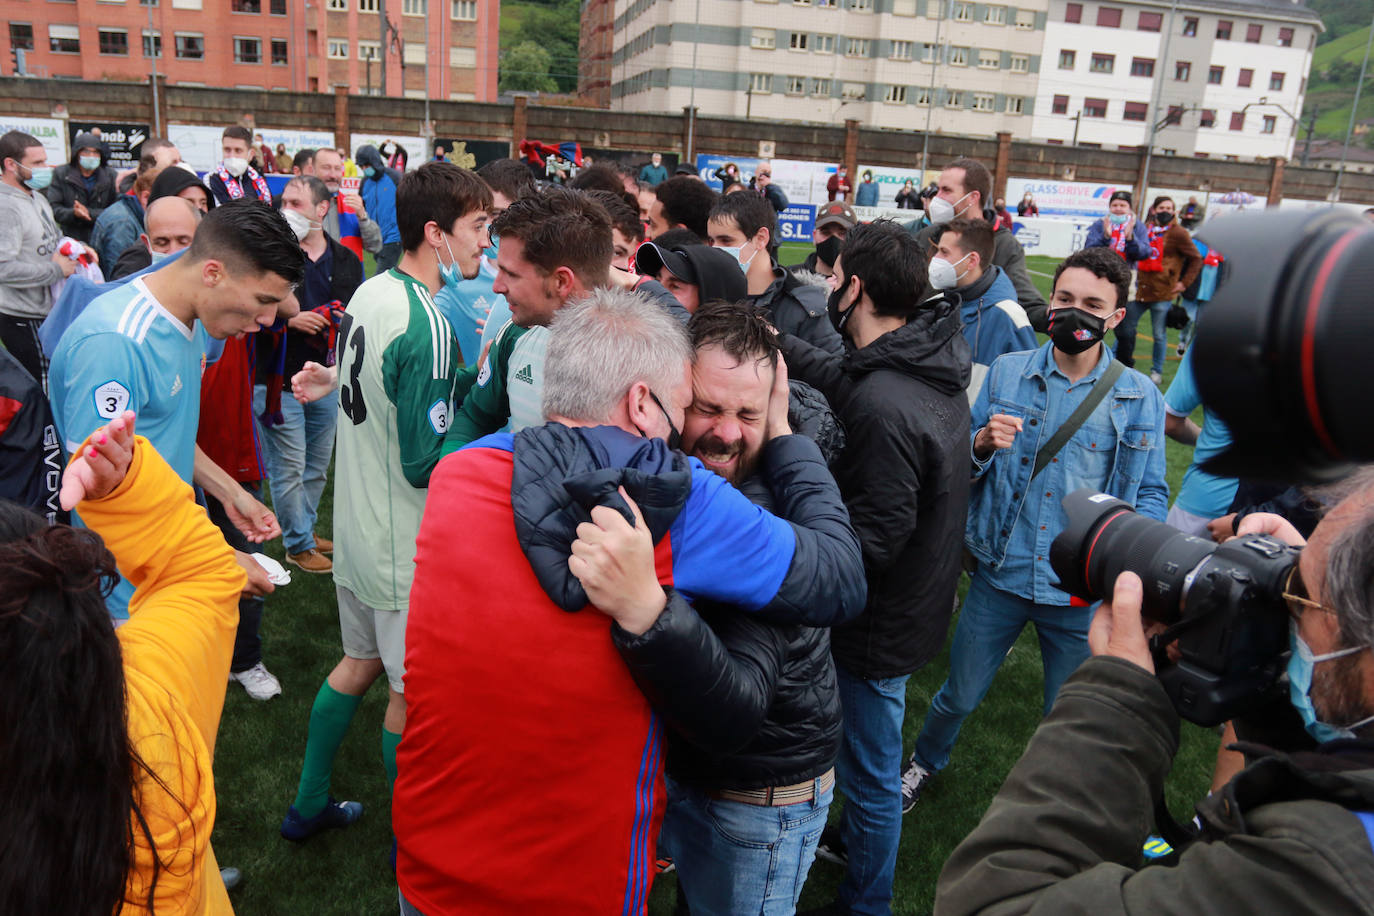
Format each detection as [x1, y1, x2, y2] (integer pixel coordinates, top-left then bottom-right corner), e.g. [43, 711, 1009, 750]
[395, 286, 868, 916]
[938, 478, 1374, 914]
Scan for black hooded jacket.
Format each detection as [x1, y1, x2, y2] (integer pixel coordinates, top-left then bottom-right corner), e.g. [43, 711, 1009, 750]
[780, 299, 974, 678]
[47, 131, 118, 244]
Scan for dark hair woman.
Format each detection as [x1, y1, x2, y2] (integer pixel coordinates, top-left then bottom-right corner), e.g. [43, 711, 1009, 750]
[0, 411, 244, 914]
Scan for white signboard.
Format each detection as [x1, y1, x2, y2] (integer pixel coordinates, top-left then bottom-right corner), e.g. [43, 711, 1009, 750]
[168, 124, 227, 172]
[1005, 177, 1128, 219]
[857, 164, 937, 208]
[1007, 215, 1100, 259]
[350, 133, 426, 171]
[0, 117, 67, 166]
[1277, 198, 1372, 214]
[260, 128, 337, 160]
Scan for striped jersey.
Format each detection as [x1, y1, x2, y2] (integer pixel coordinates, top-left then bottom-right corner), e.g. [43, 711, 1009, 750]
[332, 268, 458, 611]
[49, 275, 219, 617]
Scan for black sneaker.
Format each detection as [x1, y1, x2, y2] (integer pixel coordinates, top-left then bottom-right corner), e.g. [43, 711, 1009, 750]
[280, 796, 363, 842]
[900, 758, 933, 814]
[814, 823, 848, 867]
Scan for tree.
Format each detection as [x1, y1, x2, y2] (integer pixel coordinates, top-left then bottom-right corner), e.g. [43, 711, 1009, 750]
[500, 41, 557, 94]
[516, 0, 580, 93]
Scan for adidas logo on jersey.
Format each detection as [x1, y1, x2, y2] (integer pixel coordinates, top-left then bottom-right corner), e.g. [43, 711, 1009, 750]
[513, 364, 535, 385]
[170, 374, 182, 396]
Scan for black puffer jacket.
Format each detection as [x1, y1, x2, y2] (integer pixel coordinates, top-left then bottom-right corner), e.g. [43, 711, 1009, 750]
[781, 298, 973, 678]
[47, 131, 118, 244]
[750, 265, 845, 358]
[611, 387, 846, 790]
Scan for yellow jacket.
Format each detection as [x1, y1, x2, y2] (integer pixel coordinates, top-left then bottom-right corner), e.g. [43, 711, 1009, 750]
[76, 436, 245, 914]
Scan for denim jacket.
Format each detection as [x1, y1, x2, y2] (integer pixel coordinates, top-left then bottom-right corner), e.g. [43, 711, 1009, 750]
[965, 343, 1168, 590]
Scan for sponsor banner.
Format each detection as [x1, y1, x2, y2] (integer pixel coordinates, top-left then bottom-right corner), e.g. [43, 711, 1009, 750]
[856, 164, 938, 207]
[0, 116, 67, 165]
[695, 155, 837, 207]
[1277, 197, 1372, 214]
[1005, 177, 1128, 219]
[776, 204, 817, 242]
[853, 205, 918, 224]
[1009, 215, 1099, 259]
[69, 122, 150, 171]
[168, 124, 227, 172]
[261, 128, 337, 160]
[351, 133, 425, 171]
[432, 138, 511, 170]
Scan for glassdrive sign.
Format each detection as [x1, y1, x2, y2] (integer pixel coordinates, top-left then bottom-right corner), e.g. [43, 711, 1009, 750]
[69, 122, 151, 171]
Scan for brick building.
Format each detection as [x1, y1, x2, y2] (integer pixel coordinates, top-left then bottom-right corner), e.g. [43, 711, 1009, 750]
[2, 0, 498, 100]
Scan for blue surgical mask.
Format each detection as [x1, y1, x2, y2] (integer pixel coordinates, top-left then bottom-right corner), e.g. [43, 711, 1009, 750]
[364, 166, 376, 179]
[21, 165, 53, 191]
[484, 235, 499, 261]
[1109, 212, 1130, 226]
[437, 235, 462, 287]
[79, 155, 101, 171]
[718, 241, 758, 274]
[1287, 620, 1374, 743]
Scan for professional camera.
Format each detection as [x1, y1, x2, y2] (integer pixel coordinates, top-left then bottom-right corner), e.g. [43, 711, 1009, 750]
[1051, 490, 1301, 727]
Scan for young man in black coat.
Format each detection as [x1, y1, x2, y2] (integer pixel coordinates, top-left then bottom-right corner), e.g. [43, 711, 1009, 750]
[780, 219, 973, 916]
[47, 130, 118, 244]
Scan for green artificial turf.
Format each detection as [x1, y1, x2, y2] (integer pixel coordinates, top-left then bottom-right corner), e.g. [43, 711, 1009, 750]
[211, 247, 1216, 914]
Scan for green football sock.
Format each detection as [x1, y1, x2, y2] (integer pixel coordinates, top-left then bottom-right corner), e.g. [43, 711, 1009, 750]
[293, 681, 363, 819]
[381, 727, 402, 793]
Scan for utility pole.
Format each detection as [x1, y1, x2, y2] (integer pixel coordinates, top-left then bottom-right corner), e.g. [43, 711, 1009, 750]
[1335, 11, 1374, 202]
[147, 0, 161, 134]
[379, 0, 388, 97]
[685, 0, 701, 163]
[1301, 107, 1318, 166]
[920, 0, 952, 178]
[1139, 0, 1180, 202]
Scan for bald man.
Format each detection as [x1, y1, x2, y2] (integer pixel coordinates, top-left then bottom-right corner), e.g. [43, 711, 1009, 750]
[108, 196, 201, 281]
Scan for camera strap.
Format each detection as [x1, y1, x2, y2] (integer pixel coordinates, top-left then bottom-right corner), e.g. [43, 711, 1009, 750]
[1031, 360, 1126, 481]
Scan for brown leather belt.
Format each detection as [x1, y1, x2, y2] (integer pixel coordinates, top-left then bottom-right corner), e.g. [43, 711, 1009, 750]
[711, 768, 835, 808]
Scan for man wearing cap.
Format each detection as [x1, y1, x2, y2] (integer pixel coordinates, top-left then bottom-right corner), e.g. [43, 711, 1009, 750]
[633, 237, 748, 314]
[1085, 190, 1152, 265]
[790, 201, 855, 279]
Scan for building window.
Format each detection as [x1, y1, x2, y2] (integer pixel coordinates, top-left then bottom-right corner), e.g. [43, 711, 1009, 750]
[358, 0, 378, 11]
[1084, 97, 1107, 117]
[972, 92, 995, 111]
[141, 0, 159, 6]
[1123, 101, 1148, 121]
[49, 25, 81, 53]
[234, 36, 261, 63]
[1216, 19, 1232, 39]
[1183, 16, 1197, 36]
[1097, 7, 1121, 27]
[232, 0, 261, 11]
[1138, 11, 1161, 31]
[451, 0, 475, 16]
[949, 45, 968, 65]
[811, 77, 831, 96]
[1200, 109, 1215, 127]
[1238, 68, 1252, 87]
[142, 28, 161, 57]
[9, 24, 34, 51]
[822, 0, 843, 7]
[327, 38, 348, 58]
[750, 28, 775, 49]
[915, 87, 931, 105]
[944, 89, 964, 107]
[849, 0, 872, 9]
[175, 32, 204, 58]
[1009, 53, 1028, 72]
[1246, 22, 1262, 42]
[786, 75, 805, 94]
[922, 42, 937, 60]
[1090, 53, 1114, 74]
[978, 49, 1000, 68]
[271, 37, 287, 63]
[1270, 71, 1285, 90]
[328, 0, 347, 9]
[1279, 27, 1294, 46]
[357, 38, 380, 60]
[794, 0, 810, 4]
[750, 72, 772, 93]
[1007, 95, 1025, 113]
[99, 28, 129, 55]
[954, 2, 972, 20]
[845, 37, 869, 56]
[270, 0, 286, 13]
[1230, 112, 1244, 130]
[1014, 8, 1034, 28]
[1065, 2, 1081, 23]
[890, 39, 912, 59]
[815, 34, 834, 53]
[1130, 57, 1153, 77]
[984, 4, 1006, 24]
[790, 32, 809, 50]
[892, 0, 915, 13]
[1059, 49, 1076, 69]
[1208, 65, 1223, 84]
[885, 84, 907, 103]
[1052, 93, 1068, 114]
[1262, 115, 1276, 133]
[402, 0, 425, 13]
[1175, 61, 1190, 80]
[841, 81, 866, 99]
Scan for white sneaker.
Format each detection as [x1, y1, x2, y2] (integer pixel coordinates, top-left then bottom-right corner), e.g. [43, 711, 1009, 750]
[231, 662, 282, 700]
[1149, 371, 1164, 386]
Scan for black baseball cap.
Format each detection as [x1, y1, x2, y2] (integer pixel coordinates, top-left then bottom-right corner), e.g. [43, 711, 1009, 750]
[1109, 190, 1133, 206]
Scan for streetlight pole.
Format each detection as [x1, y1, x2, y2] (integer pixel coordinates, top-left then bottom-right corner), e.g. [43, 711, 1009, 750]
[1334, 8, 1374, 202]
[379, 0, 388, 96]
[1139, 0, 1180, 201]
[920, 0, 952, 178]
[147, 0, 161, 135]
[686, 0, 701, 163]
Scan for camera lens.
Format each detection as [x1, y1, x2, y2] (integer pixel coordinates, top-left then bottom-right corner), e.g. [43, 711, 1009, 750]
[1051, 490, 1216, 623]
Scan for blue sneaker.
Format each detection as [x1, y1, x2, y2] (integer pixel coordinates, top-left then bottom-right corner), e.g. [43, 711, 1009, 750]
[280, 797, 364, 842]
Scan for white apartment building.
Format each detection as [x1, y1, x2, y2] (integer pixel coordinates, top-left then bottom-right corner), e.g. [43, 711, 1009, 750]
[611, 0, 1051, 137]
[604, 0, 1321, 161]
[1030, 0, 1321, 158]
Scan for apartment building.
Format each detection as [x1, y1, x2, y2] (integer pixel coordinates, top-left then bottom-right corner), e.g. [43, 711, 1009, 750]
[1, 0, 498, 100]
[610, 0, 1051, 137]
[1029, 0, 1320, 158]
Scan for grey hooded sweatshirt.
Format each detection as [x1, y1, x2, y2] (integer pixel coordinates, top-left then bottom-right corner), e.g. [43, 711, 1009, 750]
[0, 181, 63, 319]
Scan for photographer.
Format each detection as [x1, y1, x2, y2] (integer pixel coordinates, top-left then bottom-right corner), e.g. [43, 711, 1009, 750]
[936, 485, 1374, 915]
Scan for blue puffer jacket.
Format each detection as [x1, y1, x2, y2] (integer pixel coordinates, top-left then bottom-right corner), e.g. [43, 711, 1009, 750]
[355, 145, 400, 245]
[89, 194, 144, 271]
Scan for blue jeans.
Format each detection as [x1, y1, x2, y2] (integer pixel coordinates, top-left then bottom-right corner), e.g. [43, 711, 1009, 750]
[252, 384, 337, 555]
[1115, 299, 1171, 374]
[398, 889, 426, 915]
[912, 573, 1094, 775]
[833, 665, 909, 916]
[662, 776, 831, 916]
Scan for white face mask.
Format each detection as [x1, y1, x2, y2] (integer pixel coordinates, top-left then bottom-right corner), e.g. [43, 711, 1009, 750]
[928, 252, 973, 290]
[223, 156, 250, 177]
[927, 190, 974, 226]
[282, 208, 318, 242]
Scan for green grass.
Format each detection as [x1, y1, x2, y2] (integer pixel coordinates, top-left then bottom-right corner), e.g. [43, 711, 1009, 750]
[211, 248, 1217, 914]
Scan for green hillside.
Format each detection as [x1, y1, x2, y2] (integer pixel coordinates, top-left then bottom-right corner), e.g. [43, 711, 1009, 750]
[1302, 1, 1374, 139]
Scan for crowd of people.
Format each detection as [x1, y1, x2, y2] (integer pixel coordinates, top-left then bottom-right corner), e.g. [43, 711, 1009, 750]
[3, 118, 1374, 916]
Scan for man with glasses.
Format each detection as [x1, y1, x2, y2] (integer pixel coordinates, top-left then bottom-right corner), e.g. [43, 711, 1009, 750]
[938, 477, 1374, 915]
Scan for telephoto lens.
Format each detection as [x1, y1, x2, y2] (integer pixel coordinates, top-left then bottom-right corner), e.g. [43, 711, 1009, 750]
[1052, 489, 1301, 725]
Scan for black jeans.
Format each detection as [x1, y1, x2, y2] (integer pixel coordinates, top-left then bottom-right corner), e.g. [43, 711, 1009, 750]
[0, 315, 48, 393]
[374, 241, 403, 276]
[204, 482, 267, 673]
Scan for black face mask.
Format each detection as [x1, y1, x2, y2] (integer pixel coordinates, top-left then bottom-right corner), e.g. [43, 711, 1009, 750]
[827, 277, 859, 335]
[1155, 211, 1175, 226]
[815, 235, 843, 269]
[648, 391, 682, 450]
[1049, 307, 1108, 355]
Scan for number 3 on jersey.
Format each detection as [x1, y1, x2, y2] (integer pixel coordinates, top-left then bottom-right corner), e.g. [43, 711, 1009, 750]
[338, 311, 367, 425]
